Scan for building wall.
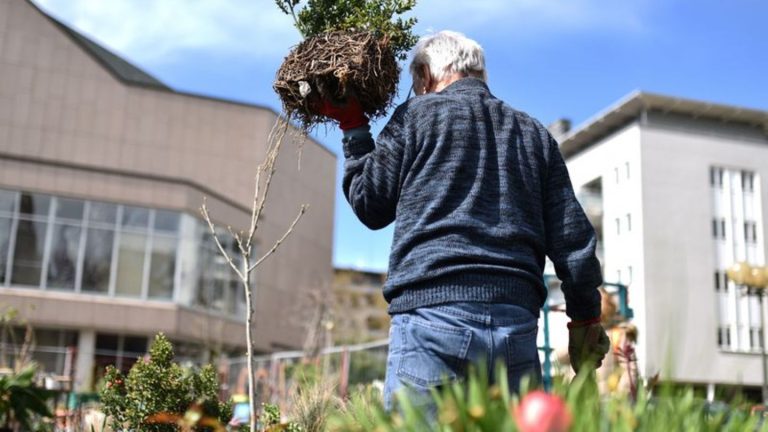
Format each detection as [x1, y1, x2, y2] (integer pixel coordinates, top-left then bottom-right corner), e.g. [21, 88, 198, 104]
[332, 268, 389, 343]
[639, 113, 767, 386]
[0, 0, 336, 361]
[562, 124, 648, 372]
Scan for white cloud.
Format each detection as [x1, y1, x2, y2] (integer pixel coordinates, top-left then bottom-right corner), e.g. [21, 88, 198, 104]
[31, 0, 647, 67]
[32, 0, 303, 65]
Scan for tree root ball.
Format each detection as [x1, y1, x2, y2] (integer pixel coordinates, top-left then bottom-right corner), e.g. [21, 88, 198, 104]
[274, 31, 401, 129]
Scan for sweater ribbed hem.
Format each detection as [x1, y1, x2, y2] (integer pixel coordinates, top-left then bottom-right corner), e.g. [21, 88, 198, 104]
[386, 272, 546, 317]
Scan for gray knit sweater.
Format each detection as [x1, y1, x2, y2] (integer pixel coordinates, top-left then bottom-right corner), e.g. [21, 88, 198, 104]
[342, 77, 602, 321]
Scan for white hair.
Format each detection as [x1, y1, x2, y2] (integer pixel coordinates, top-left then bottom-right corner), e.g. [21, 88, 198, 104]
[409, 30, 487, 83]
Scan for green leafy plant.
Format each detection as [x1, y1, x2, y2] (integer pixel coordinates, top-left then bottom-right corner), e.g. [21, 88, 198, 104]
[259, 403, 304, 431]
[325, 367, 768, 432]
[0, 364, 54, 431]
[276, 0, 417, 60]
[99, 333, 232, 431]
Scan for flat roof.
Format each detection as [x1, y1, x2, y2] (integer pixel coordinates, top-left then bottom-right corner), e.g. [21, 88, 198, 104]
[560, 91, 768, 159]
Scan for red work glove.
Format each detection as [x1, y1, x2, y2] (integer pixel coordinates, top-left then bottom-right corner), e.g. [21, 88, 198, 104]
[314, 97, 369, 131]
[567, 316, 610, 374]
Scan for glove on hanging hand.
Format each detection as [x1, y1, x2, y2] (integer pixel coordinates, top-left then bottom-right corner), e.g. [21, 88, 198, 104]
[568, 317, 611, 374]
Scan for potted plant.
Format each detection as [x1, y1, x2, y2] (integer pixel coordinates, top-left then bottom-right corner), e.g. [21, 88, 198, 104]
[273, 0, 418, 129]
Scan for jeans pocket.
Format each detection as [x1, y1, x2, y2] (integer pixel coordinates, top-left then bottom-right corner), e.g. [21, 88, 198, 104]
[396, 316, 472, 388]
[505, 325, 540, 389]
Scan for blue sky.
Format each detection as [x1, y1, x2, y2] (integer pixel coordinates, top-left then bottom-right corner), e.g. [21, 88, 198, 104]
[33, 0, 768, 272]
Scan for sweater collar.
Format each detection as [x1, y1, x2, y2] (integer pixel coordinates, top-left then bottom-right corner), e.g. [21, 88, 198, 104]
[440, 77, 490, 95]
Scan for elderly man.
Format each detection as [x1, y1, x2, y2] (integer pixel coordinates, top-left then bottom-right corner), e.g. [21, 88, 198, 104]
[318, 30, 609, 410]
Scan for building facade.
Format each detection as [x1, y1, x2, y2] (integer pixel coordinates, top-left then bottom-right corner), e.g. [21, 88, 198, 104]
[332, 268, 389, 344]
[0, 0, 336, 391]
[557, 91, 767, 393]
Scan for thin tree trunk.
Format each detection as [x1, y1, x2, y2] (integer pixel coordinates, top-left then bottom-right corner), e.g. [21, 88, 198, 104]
[243, 257, 257, 432]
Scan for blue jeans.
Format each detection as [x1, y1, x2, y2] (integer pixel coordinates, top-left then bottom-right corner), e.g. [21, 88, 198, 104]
[383, 302, 541, 412]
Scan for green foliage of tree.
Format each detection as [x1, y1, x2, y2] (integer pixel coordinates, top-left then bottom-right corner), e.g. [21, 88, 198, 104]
[276, 0, 418, 60]
[99, 333, 232, 431]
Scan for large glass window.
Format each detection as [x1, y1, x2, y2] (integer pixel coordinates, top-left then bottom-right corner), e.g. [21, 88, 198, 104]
[115, 232, 148, 297]
[82, 202, 118, 294]
[34, 329, 78, 375]
[148, 235, 176, 299]
[46, 199, 85, 290]
[0, 190, 16, 284]
[0, 189, 16, 214]
[11, 220, 48, 286]
[0, 187, 248, 315]
[115, 206, 150, 297]
[194, 230, 243, 314]
[148, 211, 179, 299]
[81, 227, 114, 294]
[18, 193, 50, 217]
[11, 193, 52, 287]
[95, 333, 147, 375]
[0, 216, 12, 284]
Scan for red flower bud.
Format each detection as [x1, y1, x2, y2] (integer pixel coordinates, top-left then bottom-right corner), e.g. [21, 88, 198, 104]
[514, 390, 572, 432]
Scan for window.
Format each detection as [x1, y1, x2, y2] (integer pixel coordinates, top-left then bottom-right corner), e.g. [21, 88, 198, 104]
[82, 202, 118, 294]
[33, 329, 78, 374]
[148, 235, 176, 299]
[0, 189, 187, 301]
[710, 167, 724, 188]
[615, 218, 621, 235]
[626, 214, 632, 232]
[81, 227, 114, 293]
[717, 326, 731, 348]
[10, 193, 53, 287]
[46, 198, 85, 290]
[11, 220, 48, 286]
[0, 189, 16, 214]
[147, 210, 179, 299]
[627, 266, 633, 285]
[743, 171, 754, 193]
[95, 333, 147, 374]
[115, 206, 150, 297]
[614, 167, 620, 184]
[616, 269, 622, 284]
[712, 166, 764, 352]
[720, 219, 726, 238]
[625, 162, 630, 180]
[712, 218, 726, 239]
[744, 221, 757, 243]
[194, 230, 242, 314]
[115, 232, 148, 297]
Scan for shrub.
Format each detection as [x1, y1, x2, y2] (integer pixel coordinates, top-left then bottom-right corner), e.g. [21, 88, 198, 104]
[99, 333, 232, 431]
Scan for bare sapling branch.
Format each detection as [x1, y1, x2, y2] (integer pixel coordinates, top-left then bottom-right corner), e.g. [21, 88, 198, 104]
[248, 118, 290, 248]
[199, 114, 307, 431]
[200, 199, 245, 281]
[249, 204, 308, 273]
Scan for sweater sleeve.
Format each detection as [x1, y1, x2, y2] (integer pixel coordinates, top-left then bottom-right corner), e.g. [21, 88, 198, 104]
[341, 117, 406, 230]
[542, 134, 603, 321]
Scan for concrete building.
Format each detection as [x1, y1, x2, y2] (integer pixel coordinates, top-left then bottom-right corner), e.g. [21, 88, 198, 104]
[332, 268, 389, 344]
[0, 0, 336, 391]
[553, 91, 768, 395]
